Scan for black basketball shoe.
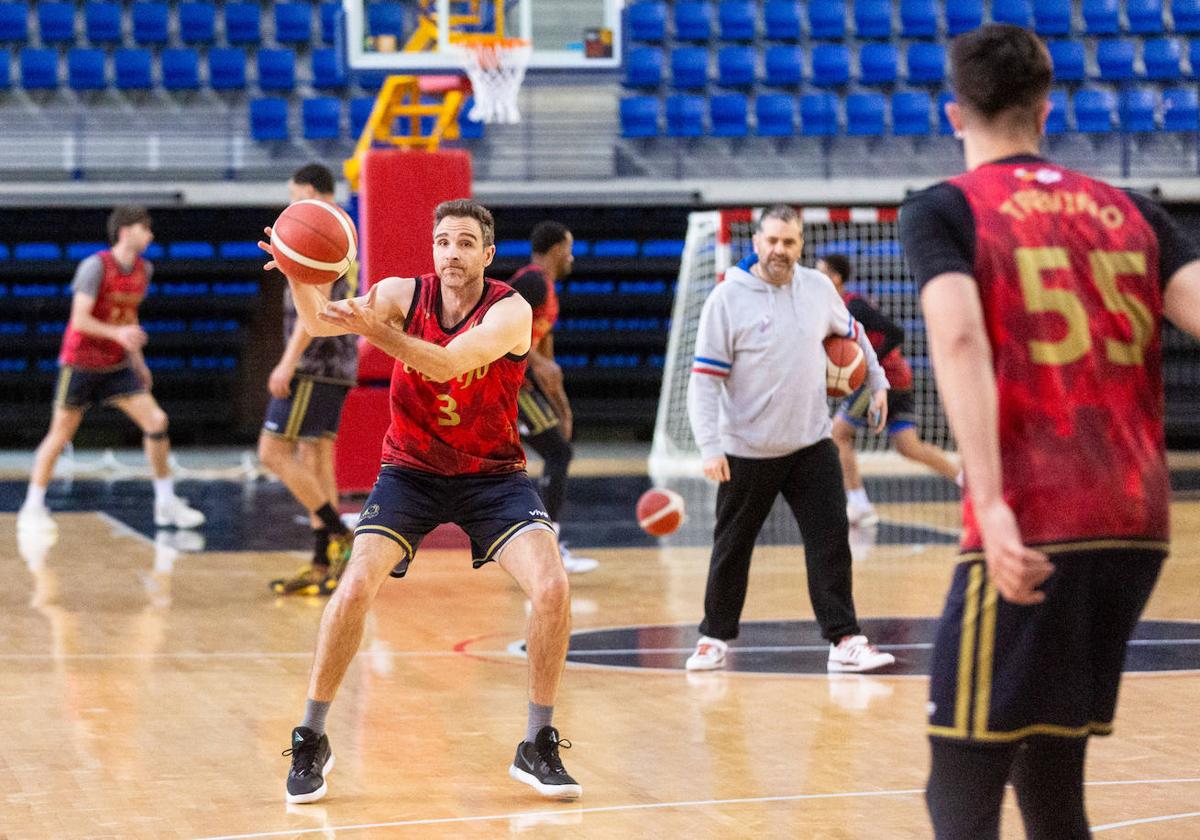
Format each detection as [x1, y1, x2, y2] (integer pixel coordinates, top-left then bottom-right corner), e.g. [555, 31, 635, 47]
[508, 725, 582, 799]
[283, 726, 334, 803]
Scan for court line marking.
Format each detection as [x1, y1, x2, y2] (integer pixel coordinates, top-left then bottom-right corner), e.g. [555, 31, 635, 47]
[94, 511, 156, 546]
[1093, 810, 1200, 832]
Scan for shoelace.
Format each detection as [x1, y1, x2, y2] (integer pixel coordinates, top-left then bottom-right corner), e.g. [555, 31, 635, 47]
[282, 742, 322, 777]
[538, 737, 573, 776]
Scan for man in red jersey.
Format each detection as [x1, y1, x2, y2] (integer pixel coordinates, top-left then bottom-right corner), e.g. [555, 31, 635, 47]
[902, 25, 1200, 839]
[17, 206, 205, 538]
[259, 199, 580, 805]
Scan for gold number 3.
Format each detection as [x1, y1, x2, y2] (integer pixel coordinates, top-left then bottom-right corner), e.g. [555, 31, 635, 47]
[1015, 246, 1153, 366]
[436, 394, 461, 426]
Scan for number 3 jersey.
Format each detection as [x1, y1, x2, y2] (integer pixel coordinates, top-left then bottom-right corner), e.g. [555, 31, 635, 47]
[381, 273, 529, 476]
[901, 155, 1200, 557]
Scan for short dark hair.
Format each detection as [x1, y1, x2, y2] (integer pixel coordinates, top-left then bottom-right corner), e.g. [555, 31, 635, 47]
[821, 254, 852, 283]
[757, 204, 801, 231]
[107, 206, 151, 245]
[290, 163, 336, 196]
[950, 24, 1052, 122]
[530, 221, 570, 255]
[434, 199, 495, 248]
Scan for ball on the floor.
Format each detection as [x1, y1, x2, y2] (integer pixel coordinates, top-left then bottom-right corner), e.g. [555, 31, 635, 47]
[823, 336, 867, 397]
[636, 488, 685, 537]
[270, 199, 358, 286]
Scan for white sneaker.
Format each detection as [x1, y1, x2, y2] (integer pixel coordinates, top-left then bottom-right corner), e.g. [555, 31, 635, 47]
[154, 495, 206, 529]
[846, 502, 880, 527]
[17, 502, 58, 538]
[685, 636, 728, 671]
[560, 544, 598, 574]
[828, 635, 895, 673]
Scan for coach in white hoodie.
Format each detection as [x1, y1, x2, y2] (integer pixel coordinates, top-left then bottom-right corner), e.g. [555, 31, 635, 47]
[685, 205, 896, 674]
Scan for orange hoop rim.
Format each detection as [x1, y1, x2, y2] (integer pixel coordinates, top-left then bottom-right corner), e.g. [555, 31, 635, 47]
[455, 34, 532, 54]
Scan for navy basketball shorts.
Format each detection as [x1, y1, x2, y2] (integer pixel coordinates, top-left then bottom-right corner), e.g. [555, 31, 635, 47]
[927, 551, 1163, 745]
[262, 377, 350, 441]
[837, 387, 918, 436]
[354, 465, 554, 577]
[517, 376, 560, 438]
[55, 364, 145, 410]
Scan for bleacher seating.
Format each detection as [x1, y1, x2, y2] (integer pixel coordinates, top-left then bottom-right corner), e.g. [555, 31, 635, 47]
[115, 48, 152, 91]
[0, 4, 28, 44]
[162, 48, 200, 92]
[68, 48, 106, 91]
[209, 48, 247, 91]
[132, 2, 169, 46]
[629, 2, 667, 43]
[179, 3, 217, 45]
[710, 93, 749, 135]
[666, 93, 705, 135]
[303, 96, 341, 140]
[38, 3, 76, 45]
[84, 3, 122, 45]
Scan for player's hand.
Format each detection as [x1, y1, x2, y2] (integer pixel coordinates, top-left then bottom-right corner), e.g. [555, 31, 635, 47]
[703, 455, 731, 483]
[976, 499, 1055, 605]
[268, 362, 294, 398]
[114, 324, 148, 352]
[318, 286, 382, 337]
[869, 390, 888, 433]
[258, 226, 280, 273]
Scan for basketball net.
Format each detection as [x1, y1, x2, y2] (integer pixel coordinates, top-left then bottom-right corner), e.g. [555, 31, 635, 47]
[457, 35, 532, 124]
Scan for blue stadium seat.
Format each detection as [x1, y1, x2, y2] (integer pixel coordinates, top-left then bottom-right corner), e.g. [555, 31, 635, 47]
[144, 243, 165, 260]
[1033, 0, 1071, 35]
[992, 0, 1032, 26]
[68, 48, 106, 91]
[907, 42, 945, 84]
[209, 48, 247, 90]
[763, 1, 802, 40]
[620, 95, 659, 136]
[84, 3, 122, 45]
[115, 48, 152, 90]
[1144, 38, 1182, 81]
[1126, 0, 1163, 34]
[811, 44, 850, 86]
[859, 43, 898, 86]
[169, 242, 216, 260]
[20, 49, 58, 90]
[755, 93, 795, 135]
[854, 0, 891, 38]
[808, 0, 845, 39]
[312, 48, 346, 90]
[623, 47, 663, 88]
[900, 0, 938, 37]
[1048, 40, 1085, 82]
[673, 3, 713, 41]
[250, 98, 289, 141]
[495, 240, 531, 258]
[66, 242, 106, 261]
[179, 2, 216, 45]
[800, 92, 839, 135]
[0, 4, 28, 44]
[1174, 0, 1200, 33]
[718, 1, 756, 41]
[594, 241, 639, 257]
[1074, 88, 1116, 132]
[349, 95, 375, 137]
[320, 3, 340, 44]
[38, 3, 74, 45]
[303, 96, 341, 139]
[642, 240, 685, 258]
[1163, 87, 1199, 131]
[717, 46, 755, 88]
[1046, 89, 1068, 133]
[671, 46, 708, 89]
[225, 2, 262, 45]
[458, 98, 485, 139]
[257, 49, 296, 92]
[356, 70, 387, 92]
[665, 94, 705, 136]
[628, 2, 666, 43]
[132, 2, 168, 45]
[275, 4, 311, 45]
[1082, 0, 1119, 34]
[0, 50, 8, 90]
[846, 92, 886, 135]
[1120, 88, 1156, 131]
[946, 0, 982, 34]
[162, 48, 199, 91]
[892, 91, 931, 135]
[711, 93, 749, 136]
[937, 90, 954, 134]
[764, 45, 802, 86]
[15, 243, 62, 260]
[1097, 39, 1135, 81]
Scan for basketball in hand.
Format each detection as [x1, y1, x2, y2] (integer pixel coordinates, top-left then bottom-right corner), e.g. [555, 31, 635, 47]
[270, 199, 358, 285]
[823, 336, 867, 397]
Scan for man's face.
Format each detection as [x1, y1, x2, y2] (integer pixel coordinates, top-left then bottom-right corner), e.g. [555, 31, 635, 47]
[816, 259, 843, 293]
[287, 179, 319, 203]
[433, 215, 494, 287]
[553, 232, 575, 278]
[123, 222, 154, 254]
[752, 217, 804, 284]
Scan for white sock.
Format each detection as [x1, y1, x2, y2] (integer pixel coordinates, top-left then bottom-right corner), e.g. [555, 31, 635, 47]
[153, 477, 174, 505]
[847, 488, 871, 508]
[25, 483, 47, 509]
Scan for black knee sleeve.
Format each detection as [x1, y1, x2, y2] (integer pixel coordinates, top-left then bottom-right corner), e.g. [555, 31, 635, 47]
[926, 739, 1016, 840]
[144, 430, 169, 441]
[1011, 737, 1090, 840]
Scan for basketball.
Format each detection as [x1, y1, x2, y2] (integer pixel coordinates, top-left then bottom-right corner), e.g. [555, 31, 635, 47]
[636, 487, 685, 537]
[270, 199, 358, 286]
[823, 336, 867, 397]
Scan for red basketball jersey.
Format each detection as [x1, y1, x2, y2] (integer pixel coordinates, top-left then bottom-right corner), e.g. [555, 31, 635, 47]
[951, 161, 1168, 555]
[510, 263, 560, 345]
[843, 291, 914, 390]
[59, 250, 148, 370]
[381, 273, 528, 475]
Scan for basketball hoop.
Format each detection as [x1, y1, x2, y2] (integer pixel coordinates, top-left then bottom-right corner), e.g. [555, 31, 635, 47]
[456, 35, 532, 124]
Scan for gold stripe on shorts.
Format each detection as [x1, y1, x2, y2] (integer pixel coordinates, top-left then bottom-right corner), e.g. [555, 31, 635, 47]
[283, 379, 314, 440]
[54, 366, 74, 407]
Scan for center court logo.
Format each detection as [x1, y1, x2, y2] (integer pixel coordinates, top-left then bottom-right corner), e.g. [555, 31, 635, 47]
[359, 504, 380, 521]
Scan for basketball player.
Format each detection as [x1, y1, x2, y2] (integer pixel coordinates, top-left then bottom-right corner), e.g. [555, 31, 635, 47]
[17, 206, 205, 536]
[260, 199, 580, 803]
[903, 25, 1200, 839]
[685, 205, 896, 674]
[817, 254, 959, 527]
[508, 221, 597, 574]
[259, 164, 358, 596]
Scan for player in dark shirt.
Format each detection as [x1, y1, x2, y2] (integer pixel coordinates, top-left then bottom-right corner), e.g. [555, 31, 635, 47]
[903, 25, 1200, 840]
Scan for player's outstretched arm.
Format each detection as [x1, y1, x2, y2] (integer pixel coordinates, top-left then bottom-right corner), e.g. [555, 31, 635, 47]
[1164, 261, 1200, 340]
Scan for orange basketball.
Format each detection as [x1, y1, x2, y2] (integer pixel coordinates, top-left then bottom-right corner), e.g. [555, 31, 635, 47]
[823, 336, 867, 397]
[270, 199, 358, 286]
[636, 488, 685, 537]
